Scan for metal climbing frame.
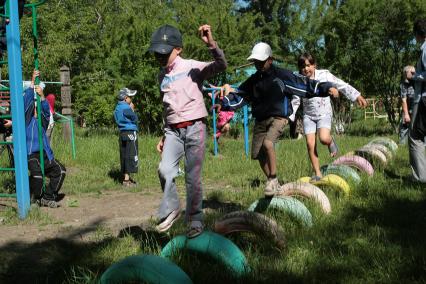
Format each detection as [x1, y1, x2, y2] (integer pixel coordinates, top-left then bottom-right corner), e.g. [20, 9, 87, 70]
[0, 0, 46, 219]
[204, 86, 249, 157]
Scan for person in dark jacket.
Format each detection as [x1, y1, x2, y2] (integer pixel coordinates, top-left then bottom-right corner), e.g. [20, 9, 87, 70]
[25, 70, 66, 208]
[114, 87, 139, 187]
[238, 42, 339, 196]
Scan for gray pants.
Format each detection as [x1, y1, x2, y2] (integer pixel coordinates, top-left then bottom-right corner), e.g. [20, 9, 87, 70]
[158, 121, 206, 225]
[408, 102, 426, 183]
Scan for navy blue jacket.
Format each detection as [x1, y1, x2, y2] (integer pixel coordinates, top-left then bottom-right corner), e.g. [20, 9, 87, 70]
[238, 65, 333, 121]
[24, 87, 54, 160]
[114, 101, 138, 132]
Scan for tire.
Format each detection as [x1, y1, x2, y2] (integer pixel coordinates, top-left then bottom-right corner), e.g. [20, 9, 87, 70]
[214, 211, 286, 249]
[100, 254, 193, 284]
[333, 154, 374, 176]
[276, 181, 331, 214]
[367, 137, 398, 153]
[321, 164, 361, 185]
[161, 231, 250, 277]
[298, 174, 351, 196]
[247, 196, 313, 227]
[355, 146, 387, 168]
[364, 143, 393, 160]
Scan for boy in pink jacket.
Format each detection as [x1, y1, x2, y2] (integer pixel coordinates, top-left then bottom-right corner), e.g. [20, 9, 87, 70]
[149, 24, 227, 238]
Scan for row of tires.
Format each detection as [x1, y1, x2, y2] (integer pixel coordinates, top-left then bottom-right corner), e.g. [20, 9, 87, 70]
[100, 137, 398, 283]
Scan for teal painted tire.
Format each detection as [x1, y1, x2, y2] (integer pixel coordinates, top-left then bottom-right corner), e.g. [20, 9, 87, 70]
[248, 196, 313, 227]
[100, 254, 193, 284]
[321, 164, 361, 185]
[214, 210, 286, 249]
[161, 231, 250, 277]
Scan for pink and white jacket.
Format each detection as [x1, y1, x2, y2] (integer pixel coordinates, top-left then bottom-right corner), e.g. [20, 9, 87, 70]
[159, 45, 227, 126]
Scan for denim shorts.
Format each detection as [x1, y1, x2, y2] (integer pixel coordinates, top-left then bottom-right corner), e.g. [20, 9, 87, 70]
[303, 114, 332, 134]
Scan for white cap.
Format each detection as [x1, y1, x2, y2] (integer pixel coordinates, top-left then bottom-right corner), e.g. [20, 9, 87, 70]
[247, 42, 272, 61]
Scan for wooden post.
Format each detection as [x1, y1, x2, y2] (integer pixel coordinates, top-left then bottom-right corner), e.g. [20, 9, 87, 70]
[60, 65, 72, 141]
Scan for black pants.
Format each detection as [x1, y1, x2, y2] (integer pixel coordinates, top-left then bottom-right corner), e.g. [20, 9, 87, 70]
[28, 153, 66, 200]
[119, 131, 138, 174]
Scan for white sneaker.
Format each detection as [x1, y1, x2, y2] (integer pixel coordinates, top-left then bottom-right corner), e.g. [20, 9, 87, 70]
[264, 178, 280, 197]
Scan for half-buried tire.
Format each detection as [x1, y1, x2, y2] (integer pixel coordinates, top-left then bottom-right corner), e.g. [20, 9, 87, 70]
[248, 196, 313, 227]
[320, 164, 361, 186]
[298, 174, 351, 196]
[161, 231, 250, 277]
[367, 137, 398, 153]
[276, 181, 331, 214]
[214, 211, 286, 249]
[355, 146, 387, 168]
[333, 154, 374, 176]
[100, 254, 193, 284]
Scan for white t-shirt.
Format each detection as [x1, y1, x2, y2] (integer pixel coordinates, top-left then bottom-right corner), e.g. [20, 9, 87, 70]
[290, 69, 360, 120]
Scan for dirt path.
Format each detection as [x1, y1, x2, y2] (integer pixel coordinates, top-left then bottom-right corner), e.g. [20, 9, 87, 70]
[0, 190, 163, 245]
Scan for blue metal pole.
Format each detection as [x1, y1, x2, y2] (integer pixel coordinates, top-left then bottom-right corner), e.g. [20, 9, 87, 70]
[243, 105, 249, 158]
[7, 0, 30, 219]
[211, 90, 218, 156]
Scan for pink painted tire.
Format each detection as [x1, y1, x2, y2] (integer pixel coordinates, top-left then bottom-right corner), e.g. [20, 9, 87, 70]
[332, 154, 374, 176]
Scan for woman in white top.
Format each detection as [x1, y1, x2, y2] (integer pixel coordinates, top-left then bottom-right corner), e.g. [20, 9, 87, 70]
[295, 52, 367, 181]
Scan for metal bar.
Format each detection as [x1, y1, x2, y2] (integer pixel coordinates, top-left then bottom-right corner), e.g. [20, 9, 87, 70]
[243, 105, 249, 158]
[1, 79, 63, 85]
[54, 113, 76, 159]
[0, 193, 16, 198]
[211, 90, 218, 156]
[7, 0, 30, 219]
[0, 167, 15, 171]
[0, 114, 11, 118]
[0, 141, 13, 144]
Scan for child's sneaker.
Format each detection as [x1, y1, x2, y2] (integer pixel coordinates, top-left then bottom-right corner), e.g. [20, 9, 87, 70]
[37, 197, 60, 208]
[264, 177, 280, 197]
[155, 208, 181, 233]
[122, 179, 137, 187]
[186, 222, 204, 239]
[328, 136, 339, 157]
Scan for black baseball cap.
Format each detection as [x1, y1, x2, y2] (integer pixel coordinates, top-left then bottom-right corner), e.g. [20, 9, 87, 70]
[148, 25, 183, 54]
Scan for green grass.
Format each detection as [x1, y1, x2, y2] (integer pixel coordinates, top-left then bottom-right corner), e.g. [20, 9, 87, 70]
[0, 121, 425, 283]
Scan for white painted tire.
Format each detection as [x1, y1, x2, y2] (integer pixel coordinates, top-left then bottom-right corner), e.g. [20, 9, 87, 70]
[248, 196, 313, 227]
[214, 211, 286, 249]
[276, 181, 331, 214]
[365, 143, 393, 160]
[355, 146, 387, 167]
[333, 155, 374, 176]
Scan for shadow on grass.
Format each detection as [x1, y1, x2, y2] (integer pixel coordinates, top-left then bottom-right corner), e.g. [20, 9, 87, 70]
[305, 189, 426, 282]
[202, 198, 244, 212]
[118, 226, 171, 248]
[107, 168, 122, 183]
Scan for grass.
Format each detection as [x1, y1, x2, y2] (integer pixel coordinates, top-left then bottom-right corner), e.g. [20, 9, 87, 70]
[0, 119, 425, 283]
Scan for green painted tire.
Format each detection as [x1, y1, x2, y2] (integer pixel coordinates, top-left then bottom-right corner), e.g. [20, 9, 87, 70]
[367, 137, 398, 153]
[321, 164, 361, 185]
[161, 231, 250, 277]
[248, 196, 313, 227]
[214, 210, 286, 249]
[100, 254, 193, 284]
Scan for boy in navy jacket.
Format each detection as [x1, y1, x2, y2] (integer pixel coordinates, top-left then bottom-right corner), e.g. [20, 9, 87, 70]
[25, 70, 66, 208]
[114, 87, 139, 186]
[238, 42, 339, 196]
